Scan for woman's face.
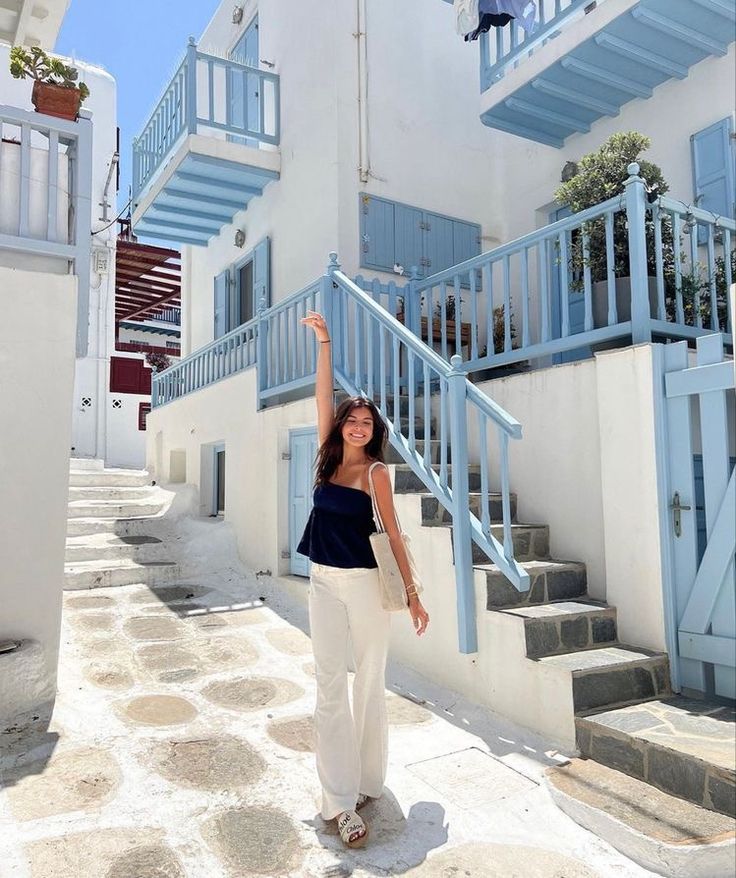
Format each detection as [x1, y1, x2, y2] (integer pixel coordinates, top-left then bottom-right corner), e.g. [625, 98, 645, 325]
[341, 406, 375, 449]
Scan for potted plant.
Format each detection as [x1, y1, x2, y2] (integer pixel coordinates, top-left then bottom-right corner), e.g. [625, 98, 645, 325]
[471, 306, 527, 382]
[145, 351, 171, 373]
[554, 132, 669, 329]
[9, 46, 90, 120]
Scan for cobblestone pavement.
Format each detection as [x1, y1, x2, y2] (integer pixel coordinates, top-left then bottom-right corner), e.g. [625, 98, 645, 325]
[0, 517, 662, 877]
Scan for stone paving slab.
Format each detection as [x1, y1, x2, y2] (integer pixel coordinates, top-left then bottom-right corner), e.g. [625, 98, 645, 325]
[0, 516, 667, 878]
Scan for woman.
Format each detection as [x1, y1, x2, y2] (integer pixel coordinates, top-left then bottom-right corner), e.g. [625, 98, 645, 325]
[298, 310, 430, 849]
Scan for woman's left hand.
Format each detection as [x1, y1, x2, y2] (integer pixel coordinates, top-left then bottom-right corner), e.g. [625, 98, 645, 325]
[408, 597, 429, 636]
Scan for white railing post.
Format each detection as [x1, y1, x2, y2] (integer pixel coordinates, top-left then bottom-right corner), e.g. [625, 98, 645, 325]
[625, 161, 652, 345]
[185, 37, 198, 135]
[73, 109, 94, 357]
[447, 353, 478, 654]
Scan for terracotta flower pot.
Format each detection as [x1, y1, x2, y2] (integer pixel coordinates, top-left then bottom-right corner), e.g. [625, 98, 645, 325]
[31, 81, 82, 121]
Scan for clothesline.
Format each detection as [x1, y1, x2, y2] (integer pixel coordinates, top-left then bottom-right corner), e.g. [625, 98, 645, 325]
[454, 0, 539, 42]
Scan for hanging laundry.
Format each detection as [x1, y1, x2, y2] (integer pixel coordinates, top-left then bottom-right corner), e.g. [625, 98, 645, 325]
[464, 12, 514, 42]
[479, 0, 538, 34]
[454, 0, 480, 36]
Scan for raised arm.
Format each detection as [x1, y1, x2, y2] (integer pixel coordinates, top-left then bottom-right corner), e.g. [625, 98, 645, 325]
[301, 311, 334, 445]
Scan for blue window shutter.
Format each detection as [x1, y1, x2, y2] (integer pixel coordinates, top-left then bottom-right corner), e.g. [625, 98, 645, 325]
[453, 220, 481, 265]
[425, 212, 455, 276]
[360, 194, 395, 271]
[253, 236, 271, 309]
[214, 270, 229, 339]
[692, 117, 735, 243]
[394, 203, 424, 276]
[228, 17, 259, 142]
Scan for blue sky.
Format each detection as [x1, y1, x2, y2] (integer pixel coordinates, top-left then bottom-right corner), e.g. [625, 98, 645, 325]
[57, 0, 217, 215]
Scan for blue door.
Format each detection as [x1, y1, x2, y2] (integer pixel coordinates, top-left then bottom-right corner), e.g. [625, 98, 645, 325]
[289, 427, 319, 576]
[229, 16, 259, 145]
[549, 206, 591, 365]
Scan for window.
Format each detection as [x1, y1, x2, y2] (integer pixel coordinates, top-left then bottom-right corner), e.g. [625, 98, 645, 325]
[138, 403, 151, 431]
[213, 237, 270, 339]
[691, 118, 735, 244]
[110, 357, 151, 395]
[359, 194, 482, 280]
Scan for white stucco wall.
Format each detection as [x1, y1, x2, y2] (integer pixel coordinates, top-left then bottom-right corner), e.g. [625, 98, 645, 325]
[146, 366, 315, 572]
[0, 44, 125, 466]
[0, 266, 77, 725]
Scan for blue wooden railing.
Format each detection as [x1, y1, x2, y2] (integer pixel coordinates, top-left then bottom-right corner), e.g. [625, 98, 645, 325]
[0, 103, 93, 356]
[328, 256, 529, 654]
[257, 279, 323, 405]
[479, 0, 600, 90]
[408, 164, 734, 375]
[151, 319, 258, 407]
[132, 38, 281, 201]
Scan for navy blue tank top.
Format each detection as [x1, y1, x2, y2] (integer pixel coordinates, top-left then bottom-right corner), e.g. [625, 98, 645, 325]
[297, 482, 377, 569]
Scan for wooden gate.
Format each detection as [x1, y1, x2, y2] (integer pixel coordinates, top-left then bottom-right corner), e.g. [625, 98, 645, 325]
[658, 334, 735, 699]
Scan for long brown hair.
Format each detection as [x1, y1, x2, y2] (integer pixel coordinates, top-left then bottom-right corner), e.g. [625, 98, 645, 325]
[315, 397, 387, 486]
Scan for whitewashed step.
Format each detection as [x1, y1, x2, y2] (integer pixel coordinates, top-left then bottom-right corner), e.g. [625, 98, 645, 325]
[64, 559, 180, 591]
[69, 458, 105, 471]
[65, 532, 167, 563]
[546, 759, 735, 878]
[68, 486, 156, 502]
[66, 517, 167, 537]
[69, 468, 151, 488]
[67, 499, 167, 519]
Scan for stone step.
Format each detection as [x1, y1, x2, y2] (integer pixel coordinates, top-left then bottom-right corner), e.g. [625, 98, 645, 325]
[69, 457, 105, 471]
[545, 758, 735, 878]
[498, 600, 618, 658]
[68, 468, 151, 488]
[63, 559, 181, 591]
[385, 440, 446, 466]
[68, 486, 157, 502]
[538, 644, 671, 714]
[65, 533, 166, 563]
[66, 517, 166, 537]
[575, 696, 735, 818]
[67, 499, 168, 519]
[476, 558, 588, 610]
[421, 492, 518, 526]
[393, 465, 482, 494]
[470, 524, 549, 563]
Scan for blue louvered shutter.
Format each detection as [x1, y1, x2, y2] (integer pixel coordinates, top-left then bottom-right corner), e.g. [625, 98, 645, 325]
[360, 194, 395, 271]
[394, 203, 424, 277]
[214, 270, 229, 339]
[453, 220, 481, 265]
[425, 212, 455, 276]
[228, 17, 259, 143]
[692, 118, 735, 243]
[253, 236, 271, 310]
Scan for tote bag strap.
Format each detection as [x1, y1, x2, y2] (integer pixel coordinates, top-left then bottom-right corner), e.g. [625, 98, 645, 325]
[367, 461, 402, 534]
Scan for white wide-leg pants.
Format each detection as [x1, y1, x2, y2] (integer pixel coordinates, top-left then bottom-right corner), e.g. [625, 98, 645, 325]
[308, 563, 391, 820]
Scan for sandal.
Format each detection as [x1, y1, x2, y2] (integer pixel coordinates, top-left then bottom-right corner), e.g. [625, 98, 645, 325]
[336, 810, 368, 848]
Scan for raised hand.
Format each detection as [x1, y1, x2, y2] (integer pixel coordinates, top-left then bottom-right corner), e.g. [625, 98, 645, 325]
[301, 311, 330, 343]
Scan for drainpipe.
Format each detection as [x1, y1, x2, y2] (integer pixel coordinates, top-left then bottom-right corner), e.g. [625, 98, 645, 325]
[356, 0, 370, 184]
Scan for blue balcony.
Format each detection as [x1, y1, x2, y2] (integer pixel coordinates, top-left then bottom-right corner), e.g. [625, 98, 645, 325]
[477, 0, 736, 147]
[131, 39, 280, 246]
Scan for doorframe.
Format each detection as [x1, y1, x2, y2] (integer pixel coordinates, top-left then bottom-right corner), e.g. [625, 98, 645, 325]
[212, 442, 225, 516]
[288, 426, 318, 577]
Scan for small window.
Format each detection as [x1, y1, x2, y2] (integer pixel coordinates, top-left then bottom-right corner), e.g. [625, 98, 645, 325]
[139, 403, 151, 431]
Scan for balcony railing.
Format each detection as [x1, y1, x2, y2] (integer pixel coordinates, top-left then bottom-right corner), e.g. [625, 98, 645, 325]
[0, 104, 93, 353]
[117, 341, 181, 357]
[132, 39, 280, 202]
[480, 0, 603, 90]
